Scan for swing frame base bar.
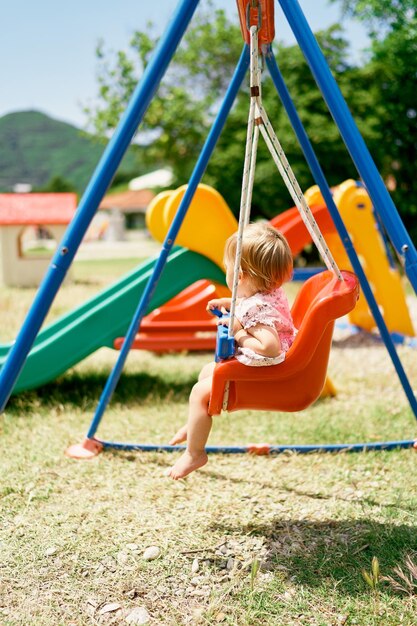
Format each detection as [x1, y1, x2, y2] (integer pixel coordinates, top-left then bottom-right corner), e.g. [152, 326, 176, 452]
[65, 437, 417, 458]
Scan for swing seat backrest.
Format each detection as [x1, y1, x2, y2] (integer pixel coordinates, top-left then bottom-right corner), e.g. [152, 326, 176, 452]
[208, 270, 359, 415]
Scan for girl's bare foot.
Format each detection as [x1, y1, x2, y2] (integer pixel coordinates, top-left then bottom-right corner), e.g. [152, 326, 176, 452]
[168, 450, 208, 479]
[169, 425, 187, 445]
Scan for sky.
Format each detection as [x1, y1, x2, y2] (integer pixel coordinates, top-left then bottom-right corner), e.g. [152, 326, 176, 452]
[1, 0, 369, 128]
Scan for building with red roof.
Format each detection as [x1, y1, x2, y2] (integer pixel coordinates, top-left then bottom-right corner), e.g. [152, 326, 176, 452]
[0, 193, 77, 287]
[98, 188, 155, 237]
[99, 189, 154, 214]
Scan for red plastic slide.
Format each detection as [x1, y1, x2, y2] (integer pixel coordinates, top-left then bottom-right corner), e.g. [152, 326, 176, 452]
[114, 204, 334, 353]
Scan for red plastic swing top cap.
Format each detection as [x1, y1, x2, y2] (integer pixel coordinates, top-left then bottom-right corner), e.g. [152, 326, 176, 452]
[236, 0, 275, 47]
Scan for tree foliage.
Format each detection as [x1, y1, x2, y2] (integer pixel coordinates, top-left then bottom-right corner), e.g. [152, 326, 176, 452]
[37, 175, 77, 194]
[333, 0, 417, 35]
[85, 1, 416, 241]
[331, 0, 417, 240]
[208, 25, 381, 219]
[85, 6, 243, 185]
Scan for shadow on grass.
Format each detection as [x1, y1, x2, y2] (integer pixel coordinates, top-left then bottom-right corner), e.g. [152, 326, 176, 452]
[6, 370, 194, 415]
[202, 468, 417, 517]
[211, 516, 417, 596]
[332, 332, 385, 349]
[282, 484, 417, 516]
[7, 371, 333, 417]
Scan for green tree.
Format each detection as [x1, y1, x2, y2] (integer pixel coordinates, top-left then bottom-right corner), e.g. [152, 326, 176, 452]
[85, 5, 242, 185]
[332, 0, 417, 242]
[333, 0, 416, 34]
[37, 175, 77, 193]
[85, 5, 379, 224]
[208, 25, 379, 219]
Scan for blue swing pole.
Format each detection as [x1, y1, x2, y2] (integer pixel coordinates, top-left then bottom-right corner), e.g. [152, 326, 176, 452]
[0, 0, 201, 411]
[84, 45, 250, 442]
[276, 0, 417, 293]
[264, 48, 417, 421]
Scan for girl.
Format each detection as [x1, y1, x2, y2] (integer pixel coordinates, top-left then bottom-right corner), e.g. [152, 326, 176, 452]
[168, 223, 296, 479]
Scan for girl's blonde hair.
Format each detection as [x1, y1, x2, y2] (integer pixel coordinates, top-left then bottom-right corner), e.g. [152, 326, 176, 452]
[224, 222, 293, 292]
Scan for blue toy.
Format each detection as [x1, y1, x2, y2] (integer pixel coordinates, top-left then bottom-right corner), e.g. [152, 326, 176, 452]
[209, 308, 236, 362]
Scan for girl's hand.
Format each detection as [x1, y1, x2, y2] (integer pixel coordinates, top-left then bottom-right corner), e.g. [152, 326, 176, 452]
[207, 298, 231, 314]
[218, 315, 243, 335]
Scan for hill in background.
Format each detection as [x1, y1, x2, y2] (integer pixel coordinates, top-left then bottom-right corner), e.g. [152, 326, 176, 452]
[0, 110, 140, 194]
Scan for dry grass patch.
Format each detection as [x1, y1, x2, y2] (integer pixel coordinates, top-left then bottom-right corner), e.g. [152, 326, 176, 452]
[1, 266, 417, 624]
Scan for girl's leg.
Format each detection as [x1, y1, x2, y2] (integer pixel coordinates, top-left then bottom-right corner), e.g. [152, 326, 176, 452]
[169, 425, 188, 446]
[169, 376, 212, 479]
[169, 361, 216, 445]
[198, 361, 216, 381]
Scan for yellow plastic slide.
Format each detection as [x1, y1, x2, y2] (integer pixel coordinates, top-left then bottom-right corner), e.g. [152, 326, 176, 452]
[147, 183, 237, 268]
[305, 180, 414, 336]
[148, 180, 414, 337]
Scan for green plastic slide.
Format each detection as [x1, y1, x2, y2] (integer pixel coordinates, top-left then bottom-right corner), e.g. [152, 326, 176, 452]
[0, 249, 225, 393]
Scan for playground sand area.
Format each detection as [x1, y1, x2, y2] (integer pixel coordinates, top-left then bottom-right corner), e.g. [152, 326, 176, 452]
[1, 255, 417, 625]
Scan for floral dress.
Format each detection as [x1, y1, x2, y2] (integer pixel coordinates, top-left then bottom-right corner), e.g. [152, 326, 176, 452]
[235, 286, 296, 367]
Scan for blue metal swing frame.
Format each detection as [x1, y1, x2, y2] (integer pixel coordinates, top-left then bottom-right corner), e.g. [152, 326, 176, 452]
[1, 0, 416, 454]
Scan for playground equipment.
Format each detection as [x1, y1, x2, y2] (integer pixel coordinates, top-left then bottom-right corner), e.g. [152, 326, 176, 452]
[202, 11, 354, 422]
[1, 0, 416, 456]
[209, 270, 358, 415]
[0, 251, 225, 392]
[113, 280, 221, 353]
[127, 180, 413, 353]
[0, 176, 408, 393]
[305, 180, 414, 337]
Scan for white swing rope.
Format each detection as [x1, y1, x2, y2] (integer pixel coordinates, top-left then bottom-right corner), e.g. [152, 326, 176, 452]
[222, 23, 262, 410]
[256, 107, 343, 279]
[253, 30, 342, 279]
[228, 24, 263, 338]
[230, 25, 343, 336]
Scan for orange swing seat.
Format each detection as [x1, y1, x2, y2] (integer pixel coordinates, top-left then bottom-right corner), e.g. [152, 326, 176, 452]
[208, 270, 359, 416]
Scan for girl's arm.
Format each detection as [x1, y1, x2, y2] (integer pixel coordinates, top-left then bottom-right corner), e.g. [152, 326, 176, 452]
[234, 323, 281, 358]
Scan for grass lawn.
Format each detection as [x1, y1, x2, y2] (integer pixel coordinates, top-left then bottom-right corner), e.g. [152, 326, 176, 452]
[1, 259, 417, 625]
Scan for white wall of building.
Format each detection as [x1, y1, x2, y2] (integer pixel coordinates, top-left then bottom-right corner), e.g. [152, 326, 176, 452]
[0, 225, 72, 287]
